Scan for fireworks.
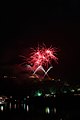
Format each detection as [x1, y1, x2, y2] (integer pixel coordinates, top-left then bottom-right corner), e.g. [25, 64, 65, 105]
[20, 44, 58, 79]
[28, 44, 58, 68]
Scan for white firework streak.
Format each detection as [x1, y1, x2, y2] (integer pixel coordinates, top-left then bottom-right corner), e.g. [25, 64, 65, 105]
[40, 66, 46, 73]
[45, 66, 53, 75]
[42, 66, 53, 79]
[27, 64, 33, 69]
[33, 65, 53, 79]
[27, 65, 35, 72]
[33, 65, 44, 75]
[20, 63, 53, 79]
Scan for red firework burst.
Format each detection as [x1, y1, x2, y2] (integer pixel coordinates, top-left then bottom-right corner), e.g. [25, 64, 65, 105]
[28, 44, 58, 68]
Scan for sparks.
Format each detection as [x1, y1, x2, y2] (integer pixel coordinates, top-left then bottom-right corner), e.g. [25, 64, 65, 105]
[28, 44, 58, 68]
[19, 44, 59, 79]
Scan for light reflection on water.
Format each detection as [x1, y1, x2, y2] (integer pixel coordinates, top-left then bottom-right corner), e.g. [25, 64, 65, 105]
[0, 100, 56, 116]
[54, 107, 56, 114]
[27, 105, 29, 112]
[0, 99, 57, 120]
[0, 106, 4, 111]
[14, 103, 17, 109]
[9, 102, 11, 110]
[45, 107, 50, 114]
[23, 103, 26, 110]
[0, 96, 80, 119]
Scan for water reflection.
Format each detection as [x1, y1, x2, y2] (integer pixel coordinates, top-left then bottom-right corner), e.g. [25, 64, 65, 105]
[9, 102, 11, 110]
[0, 98, 57, 116]
[45, 107, 50, 114]
[14, 103, 17, 109]
[7, 101, 30, 113]
[54, 107, 56, 114]
[27, 105, 29, 112]
[23, 103, 26, 110]
[0, 101, 56, 115]
[0, 96, 79, 119]
[0, 106, 4, 111]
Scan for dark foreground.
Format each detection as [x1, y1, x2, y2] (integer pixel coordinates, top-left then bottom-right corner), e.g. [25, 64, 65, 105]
[0, 95, 80, 120]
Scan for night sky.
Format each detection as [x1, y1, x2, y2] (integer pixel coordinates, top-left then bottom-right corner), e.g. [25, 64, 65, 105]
[0, 1, 80, 85]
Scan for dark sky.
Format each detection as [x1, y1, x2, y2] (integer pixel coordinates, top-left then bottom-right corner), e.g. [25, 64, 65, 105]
[1, 1, 80, 84]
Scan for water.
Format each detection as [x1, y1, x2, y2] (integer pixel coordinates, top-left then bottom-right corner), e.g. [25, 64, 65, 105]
[0, 96, 80, 120]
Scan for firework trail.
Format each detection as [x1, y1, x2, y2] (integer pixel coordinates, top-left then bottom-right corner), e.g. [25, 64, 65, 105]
[44, 66, 53, 75]
[33, 65, 43, 75]
[43, 66, 53, 79]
